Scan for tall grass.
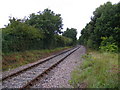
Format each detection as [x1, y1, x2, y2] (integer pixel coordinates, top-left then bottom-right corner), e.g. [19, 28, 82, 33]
[69, 49, 119, 88]
[2, 47, 71, 71]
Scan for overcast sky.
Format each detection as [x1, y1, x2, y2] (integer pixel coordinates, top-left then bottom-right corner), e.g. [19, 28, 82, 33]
[0, 0, 119, 38]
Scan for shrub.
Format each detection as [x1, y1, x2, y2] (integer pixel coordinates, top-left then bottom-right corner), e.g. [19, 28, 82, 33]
[54, 35, 73, 47]
[99, 37, 118, 52]
[87, 39, 93, 48]
[2, 19, 43, 52]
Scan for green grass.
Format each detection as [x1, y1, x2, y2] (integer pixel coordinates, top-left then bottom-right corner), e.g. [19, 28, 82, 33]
[69, 49, 119, 88]
[2, 47, 71, 71]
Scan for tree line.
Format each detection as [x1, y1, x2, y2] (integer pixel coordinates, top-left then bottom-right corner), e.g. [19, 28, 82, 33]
[2, 9, 77, 53]
[79, 2, 120, 52]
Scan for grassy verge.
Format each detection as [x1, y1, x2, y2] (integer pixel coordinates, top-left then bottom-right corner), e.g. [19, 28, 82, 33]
[69, 49, 119, 88]
[2, 47, 71, 71]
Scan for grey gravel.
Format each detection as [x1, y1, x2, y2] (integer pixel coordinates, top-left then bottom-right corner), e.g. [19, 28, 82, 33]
[2, 48, 71, 80]
[2, 47, 79, 88]
[32, 45, 86, 88]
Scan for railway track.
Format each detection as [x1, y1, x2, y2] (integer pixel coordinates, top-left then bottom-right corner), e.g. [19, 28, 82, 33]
[2, 46, 80, 89]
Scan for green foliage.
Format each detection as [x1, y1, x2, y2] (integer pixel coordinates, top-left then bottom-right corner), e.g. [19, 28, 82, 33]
[100, 43, 118, 53]
[79, 2, 120, 51]
[55, 35, 73, 47]
[27, 9, 63, 35]
[0, 29, 2, 52]
[69, 50, 119, 88]
[99, 37, 118, 52]
[87, 39, 93, 48]
[26, 8, 63, 49]
[62, 28, 77, 45]
[2, 9, 75, 53]
[2, 18, 44, 52]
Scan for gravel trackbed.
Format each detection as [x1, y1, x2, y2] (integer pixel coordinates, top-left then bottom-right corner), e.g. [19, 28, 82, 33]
[32, 45, 86, 88]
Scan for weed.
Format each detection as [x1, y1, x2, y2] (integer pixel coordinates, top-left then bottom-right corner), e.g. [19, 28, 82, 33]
[69, 49, 119, 88]
[2, 47, 70, 71]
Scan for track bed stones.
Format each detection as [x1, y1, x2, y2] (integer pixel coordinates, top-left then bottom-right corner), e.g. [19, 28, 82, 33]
[2, 46, 80, 89]
[32, 46, 86, 88]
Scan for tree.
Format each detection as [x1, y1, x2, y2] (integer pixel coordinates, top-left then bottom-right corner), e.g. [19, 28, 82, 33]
[2, 18, 43, 52]
[62, 28, 77, 45]
[54, 35, 73, 47]
[26, 8, 63, 48]
[79, 1, 119, 51]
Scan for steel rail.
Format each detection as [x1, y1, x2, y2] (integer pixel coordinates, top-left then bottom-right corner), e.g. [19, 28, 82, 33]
[2, 46, 80, 89]
[21, 46, 80, 89]
[2, 47, 75, 81]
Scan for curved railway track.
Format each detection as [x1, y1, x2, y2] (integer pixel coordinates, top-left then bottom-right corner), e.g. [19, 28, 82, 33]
[2, 46, 80, 89]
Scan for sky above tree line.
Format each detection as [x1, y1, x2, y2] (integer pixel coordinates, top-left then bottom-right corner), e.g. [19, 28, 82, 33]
[0, 0, 119, 38]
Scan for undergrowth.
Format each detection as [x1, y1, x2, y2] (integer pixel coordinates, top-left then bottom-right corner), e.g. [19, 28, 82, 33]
[2, 47, 71, 71]
[69, 49, 119, 88]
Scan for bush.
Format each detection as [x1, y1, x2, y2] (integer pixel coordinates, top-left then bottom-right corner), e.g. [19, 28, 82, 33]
[100, 43, 118, 52]
[99, 37, 118, 52]
[2, 17, 74, 53]
[54, 35, 73, 47]
[2, 19, 44, 52]
[87, 39, 93, 48]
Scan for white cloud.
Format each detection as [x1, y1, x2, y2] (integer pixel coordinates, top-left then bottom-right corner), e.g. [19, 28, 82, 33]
[0, 0, 119, 38]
